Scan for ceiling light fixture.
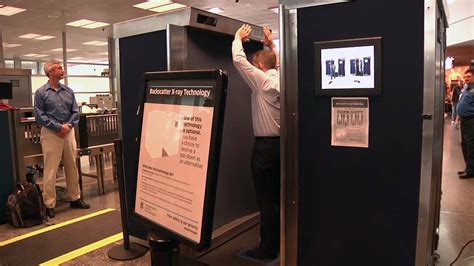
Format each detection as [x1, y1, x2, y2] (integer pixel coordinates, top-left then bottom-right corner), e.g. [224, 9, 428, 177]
[19, 33, 41, 39]
[82, 41, 108, 46]
[150, 3, 186, 13]
[24, 54, 48, 58]
[207, 7, 224, 14]
[81, 22, 110, 29]
[133, 0, 172, 10]
[269, 7, 278, 14]
[34, 35, 56, 40]
[50, 48, 78, 52]
[66, 19, 109, 29]
[66, 19, 95, 27]
[0, 6, 26, 16]
[3, 43, 22, 48]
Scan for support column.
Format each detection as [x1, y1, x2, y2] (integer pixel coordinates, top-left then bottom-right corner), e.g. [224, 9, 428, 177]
[13, 57, 21, 69]
[0, 30, 5, 68]
[62, 31, 68, 85]
[108, 37, 116, 107]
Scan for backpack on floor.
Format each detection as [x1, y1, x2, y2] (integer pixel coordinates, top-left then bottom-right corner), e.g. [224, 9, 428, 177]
[5, 182, 46, 228]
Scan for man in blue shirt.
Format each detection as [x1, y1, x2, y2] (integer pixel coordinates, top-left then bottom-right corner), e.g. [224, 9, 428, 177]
[456, 69, 474, 179]
[34, 59, 90, 218]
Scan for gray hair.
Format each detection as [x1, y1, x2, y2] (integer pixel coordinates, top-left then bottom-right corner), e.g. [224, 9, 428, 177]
[43, 59, 62, 77]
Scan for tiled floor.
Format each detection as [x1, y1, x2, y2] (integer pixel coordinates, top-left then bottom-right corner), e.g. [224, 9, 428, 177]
[436, 118, 474, 265]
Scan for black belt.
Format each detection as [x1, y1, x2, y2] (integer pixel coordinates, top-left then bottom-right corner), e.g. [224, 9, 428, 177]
[255, 136, 280, 140]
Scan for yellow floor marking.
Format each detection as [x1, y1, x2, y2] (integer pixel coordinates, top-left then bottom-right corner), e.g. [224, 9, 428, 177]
[0, 208, 115, 246]
[39, 232, 124, 266]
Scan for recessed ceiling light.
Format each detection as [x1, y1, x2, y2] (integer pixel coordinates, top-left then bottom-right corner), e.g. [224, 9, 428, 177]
[3, 43, 22, 48]
[66, 19, 95, 27]
[50, 48, 78, 52]
[447, 0, 455, 4]
[24, 53, 39, 57]
[19, 33, 41, 39]
[98, 52, 109, 55]
[207, 7, 224, 14]
[269, 7, 278, 13]
[34, 35, 56, 40]
[150, 3, 186, 13]
[0, 6, 26, 16]
[34, 54, 49, 58]
[70, 57, 85, 60]
[81, 22, 110, 29]
[82, 41, 108, 46]
[133, 0, 171, 10]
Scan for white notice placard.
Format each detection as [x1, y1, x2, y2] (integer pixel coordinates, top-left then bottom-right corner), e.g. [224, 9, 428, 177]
[135, 86, 214, 243]
[331, 97, 369, 148]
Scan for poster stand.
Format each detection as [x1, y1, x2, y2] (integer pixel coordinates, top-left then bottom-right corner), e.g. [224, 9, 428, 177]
[148, 231, 208, 266]
[108, 139, 149, 260]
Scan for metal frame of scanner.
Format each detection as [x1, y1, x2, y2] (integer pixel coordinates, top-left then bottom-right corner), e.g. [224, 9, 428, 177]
[114, 7, 264, 41]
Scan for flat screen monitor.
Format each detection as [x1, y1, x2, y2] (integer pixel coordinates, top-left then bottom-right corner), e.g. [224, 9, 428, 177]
[0, 82, 13, 99]
[314, 37, 382, 96]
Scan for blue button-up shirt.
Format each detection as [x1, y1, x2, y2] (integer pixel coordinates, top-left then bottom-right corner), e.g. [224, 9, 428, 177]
[457, 83, 474, 117]
[34, 82, 79, 132]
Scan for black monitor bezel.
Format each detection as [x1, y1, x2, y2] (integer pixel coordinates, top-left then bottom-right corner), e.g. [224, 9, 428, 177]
[314, 37, 382, 96]
[0, 82, 13, 100]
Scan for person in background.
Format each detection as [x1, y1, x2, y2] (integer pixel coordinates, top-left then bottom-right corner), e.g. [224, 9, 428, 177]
[451, 79, 463, 127]
[456, 69, 474, 179]
[232, 24, 280, 260]
[34, 59, 90, 219]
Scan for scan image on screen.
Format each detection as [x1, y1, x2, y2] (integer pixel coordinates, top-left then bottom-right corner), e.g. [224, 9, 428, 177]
[321, 46, 374, 89]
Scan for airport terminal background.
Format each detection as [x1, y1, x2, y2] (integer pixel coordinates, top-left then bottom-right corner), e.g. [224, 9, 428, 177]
[0, 0, 473, 265]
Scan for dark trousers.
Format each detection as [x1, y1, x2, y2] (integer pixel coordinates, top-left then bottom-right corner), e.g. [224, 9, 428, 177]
[461, 116, 474, 174]
[251, 137, 280, 254]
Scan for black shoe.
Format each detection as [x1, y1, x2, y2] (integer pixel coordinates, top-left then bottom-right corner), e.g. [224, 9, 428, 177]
[245, 248, 278, 260]
[46, 208, 55, 218]
[459, 173, 474, 179]
[70, 199, 90, 209]
[458, 171, 466, 175]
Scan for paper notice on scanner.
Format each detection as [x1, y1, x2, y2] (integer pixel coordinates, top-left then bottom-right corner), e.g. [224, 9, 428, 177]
[135, 102, 214, 243]
[331, 97, 369, 148]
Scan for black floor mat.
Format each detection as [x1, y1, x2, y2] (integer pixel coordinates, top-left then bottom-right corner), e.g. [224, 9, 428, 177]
[0, 210, 121, 266]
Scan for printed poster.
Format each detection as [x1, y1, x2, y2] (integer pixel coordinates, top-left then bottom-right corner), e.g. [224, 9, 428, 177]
[331, 97, 369, 148]
[135, 86, 214, 243]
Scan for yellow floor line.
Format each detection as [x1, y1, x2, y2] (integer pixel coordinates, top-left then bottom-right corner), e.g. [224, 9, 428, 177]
[0, 208, 115, 247]
[39, 232, 124, 266]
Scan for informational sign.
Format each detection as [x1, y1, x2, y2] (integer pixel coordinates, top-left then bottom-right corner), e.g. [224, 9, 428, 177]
[331, 97, 369, 148]
[135, 83, 216, 243]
